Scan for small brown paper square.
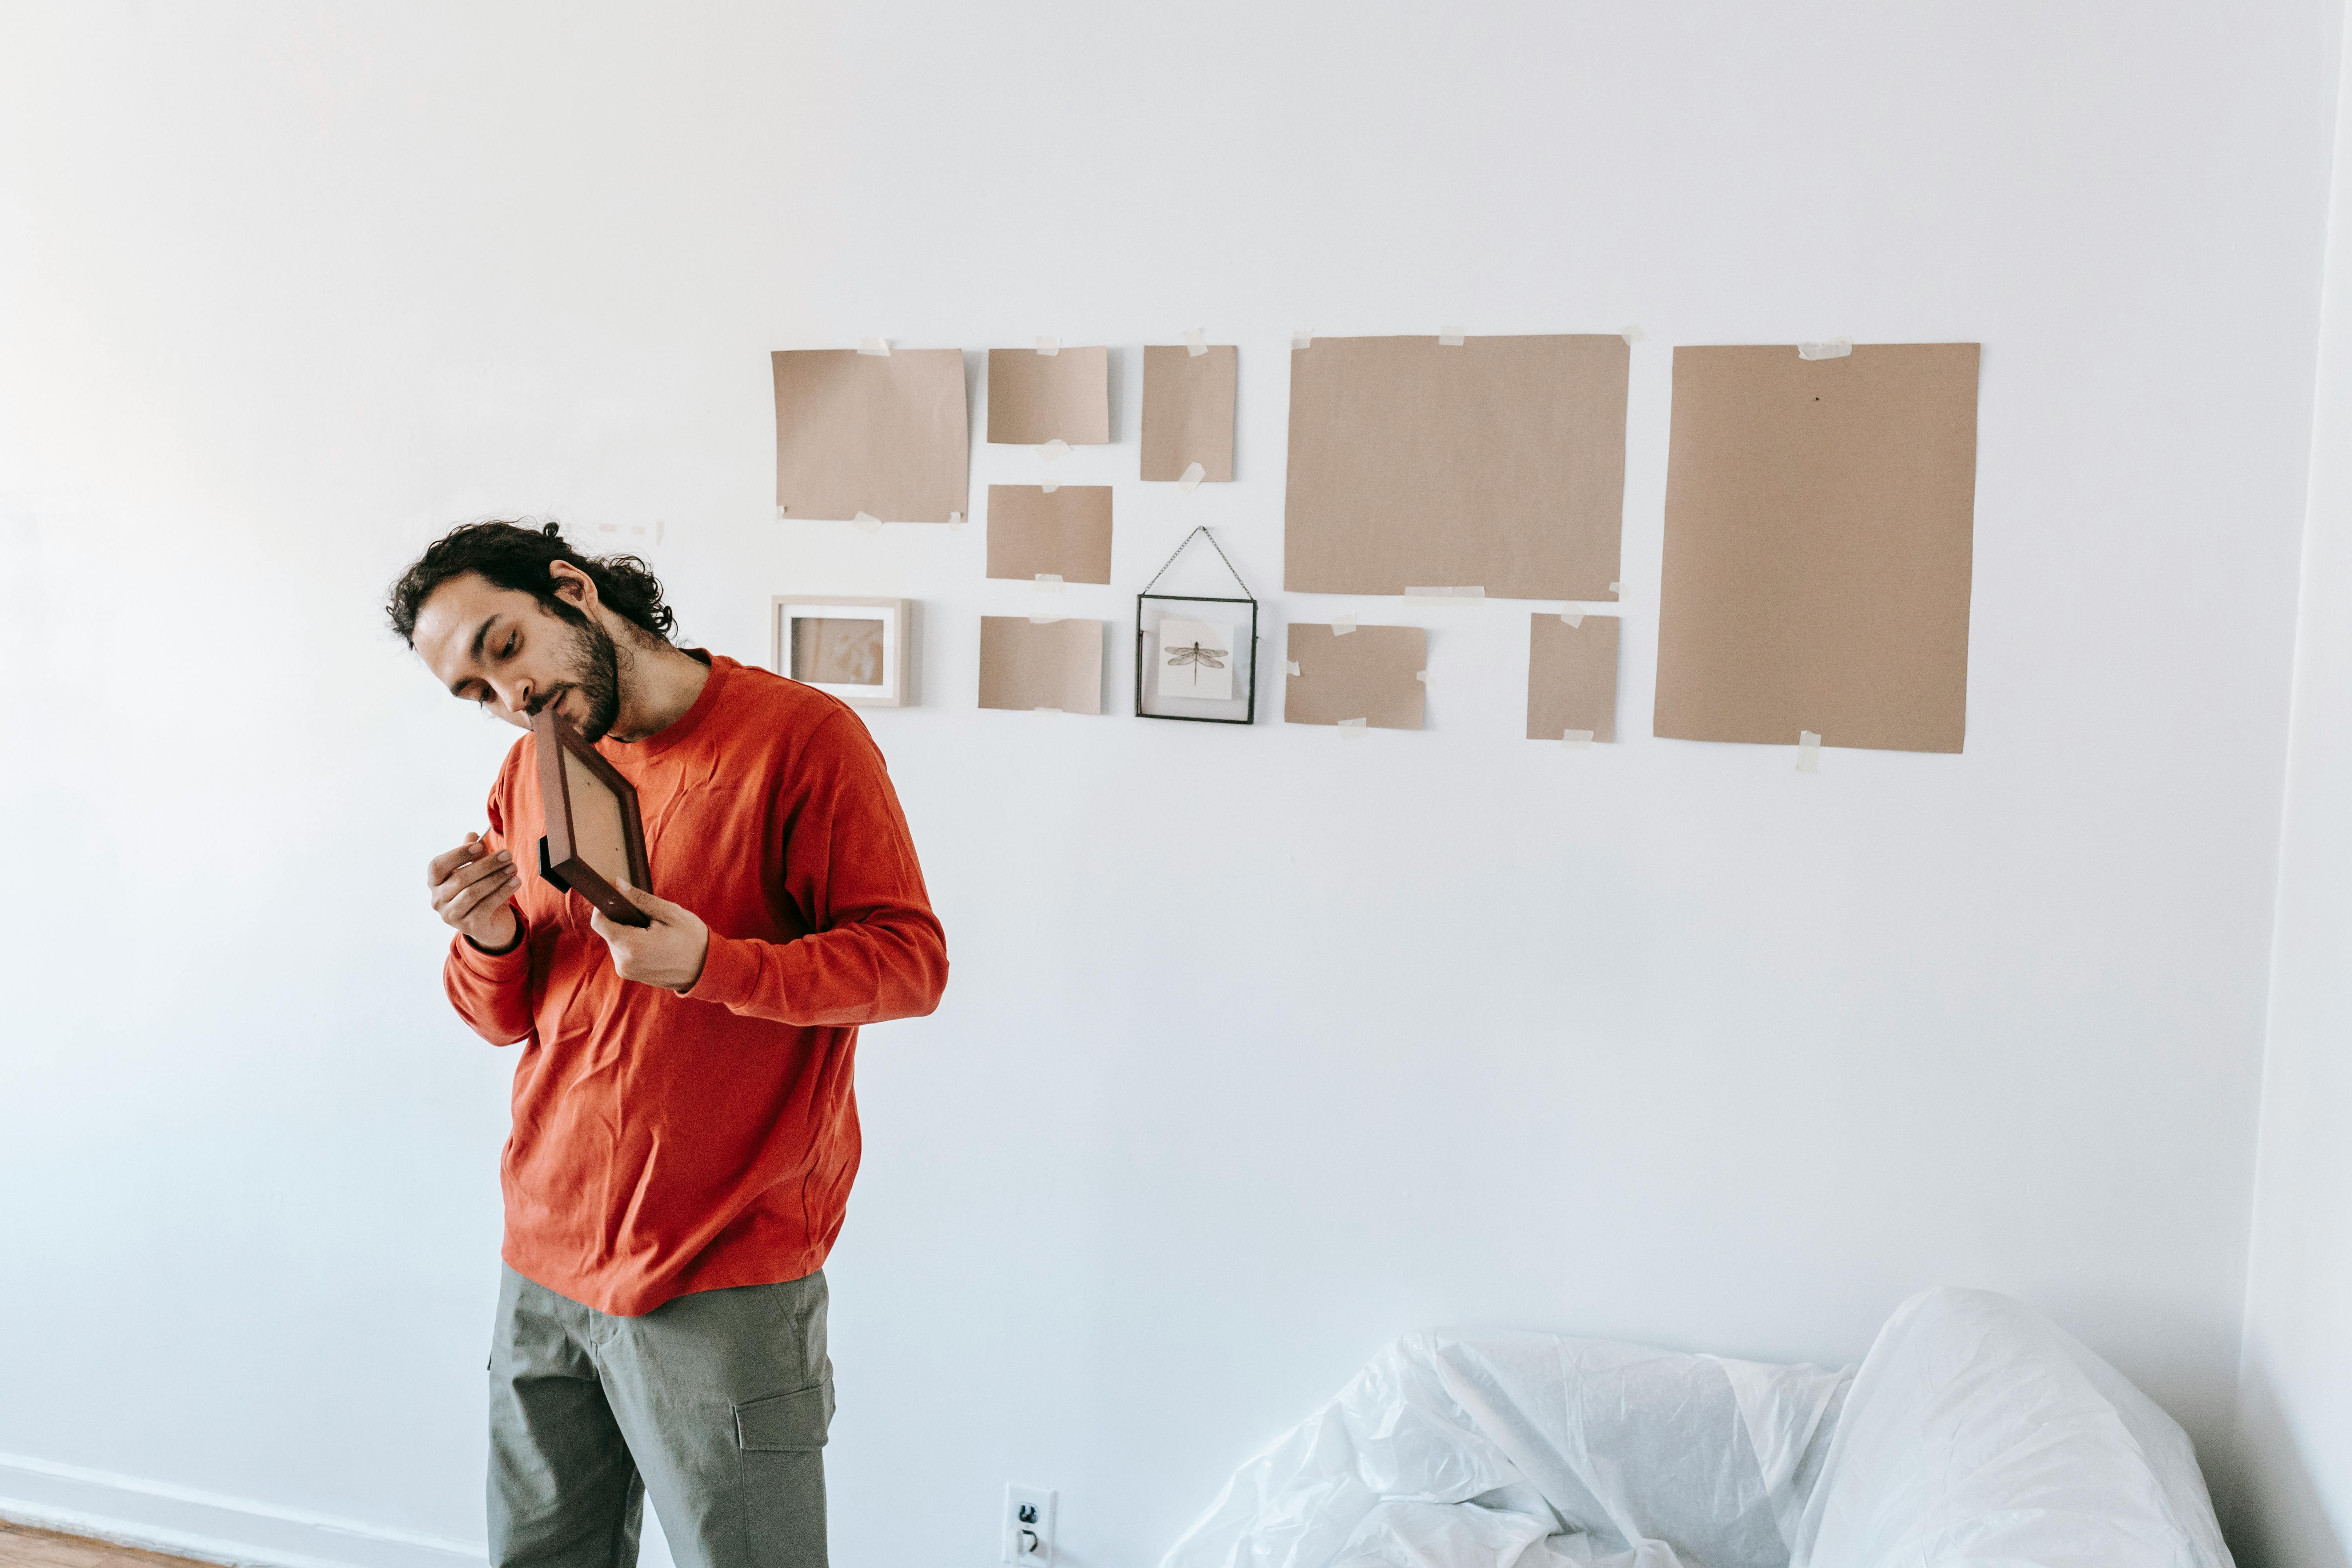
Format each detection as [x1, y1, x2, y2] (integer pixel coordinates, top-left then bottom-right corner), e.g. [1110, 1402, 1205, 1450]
[1283, 624, 1426, 730]
[771, 348, 969, 523]
[978, 617, 1104, 714]
[1284, 335, 1628, 599]
[986, 346, 1111, 445]
[1141, 345, 1237, 481]
[1653, 343, 1979, 754]
[985, 486, 1114, 584]
[1526, 615, 1619, 741]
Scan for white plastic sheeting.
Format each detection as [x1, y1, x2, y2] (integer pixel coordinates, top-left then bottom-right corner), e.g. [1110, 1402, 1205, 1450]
[1157, 1331, 1850, 1568]
[1790, 1287, 2231, 1568]
[1158, 1289, 2230, 1568]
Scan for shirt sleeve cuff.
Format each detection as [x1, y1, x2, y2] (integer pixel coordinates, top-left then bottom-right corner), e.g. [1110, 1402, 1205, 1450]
[452, 911, 531, 972]
[688, 930, 766, 1011]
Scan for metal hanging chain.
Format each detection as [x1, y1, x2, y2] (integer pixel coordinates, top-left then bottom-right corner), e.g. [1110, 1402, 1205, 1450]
[1140, 525, 1255, 600]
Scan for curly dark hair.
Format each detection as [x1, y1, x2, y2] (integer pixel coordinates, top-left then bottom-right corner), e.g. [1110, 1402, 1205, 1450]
[386, 520, 678, 647]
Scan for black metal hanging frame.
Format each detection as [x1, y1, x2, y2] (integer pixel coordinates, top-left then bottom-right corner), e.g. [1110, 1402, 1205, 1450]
[1134, 526, 1259, 726]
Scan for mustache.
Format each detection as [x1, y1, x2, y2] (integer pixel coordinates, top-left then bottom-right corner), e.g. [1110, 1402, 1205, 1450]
[523, 685, 571, 719]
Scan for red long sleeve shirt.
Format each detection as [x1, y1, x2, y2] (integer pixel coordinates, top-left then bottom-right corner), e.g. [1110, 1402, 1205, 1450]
[444, 653, 947, 1316]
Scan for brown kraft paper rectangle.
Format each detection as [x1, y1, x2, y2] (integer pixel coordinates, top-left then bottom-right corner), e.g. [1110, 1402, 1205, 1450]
[978, 617, 1104, 714]
[771, 348, 969, 523]
[986, 346, 1112, 445]
[985, 485, 1114, 584]
[1526, 615, 1620, 741]
[1283, 334, 1628, 600]
[1283, 624, 1426, 730]
[1141, 345, 1237, 481]
[1653, 343, 1980, 754]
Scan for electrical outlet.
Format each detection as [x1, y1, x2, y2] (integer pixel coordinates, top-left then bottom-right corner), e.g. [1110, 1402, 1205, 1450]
[1002, 1483, 1056, 1566]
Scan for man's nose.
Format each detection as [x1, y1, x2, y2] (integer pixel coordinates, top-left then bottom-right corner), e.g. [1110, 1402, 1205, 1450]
[494, 678, 532, 715]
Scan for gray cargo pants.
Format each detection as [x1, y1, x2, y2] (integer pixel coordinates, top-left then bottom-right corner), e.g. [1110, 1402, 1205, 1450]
[488, 1264, 833, 1568]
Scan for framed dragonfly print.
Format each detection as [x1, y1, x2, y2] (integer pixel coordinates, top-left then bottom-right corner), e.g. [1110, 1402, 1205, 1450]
[1134, 526, 1259, 725]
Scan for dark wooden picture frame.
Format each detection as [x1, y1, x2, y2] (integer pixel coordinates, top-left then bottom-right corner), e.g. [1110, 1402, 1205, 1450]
[532, 707, 652, 928]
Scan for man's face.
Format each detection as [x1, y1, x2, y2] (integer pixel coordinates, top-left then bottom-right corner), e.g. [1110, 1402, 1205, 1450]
[412, 571, 624, 741]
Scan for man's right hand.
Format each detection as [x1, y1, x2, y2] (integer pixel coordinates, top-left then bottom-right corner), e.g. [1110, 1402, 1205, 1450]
[431, 833, 522, 952]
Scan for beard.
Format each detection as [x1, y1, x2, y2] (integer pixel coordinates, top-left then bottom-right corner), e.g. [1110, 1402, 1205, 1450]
[544, 612, 625, 742]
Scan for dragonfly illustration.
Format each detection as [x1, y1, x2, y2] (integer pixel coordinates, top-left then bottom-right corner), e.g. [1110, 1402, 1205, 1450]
[1165, 640, 1228, 673]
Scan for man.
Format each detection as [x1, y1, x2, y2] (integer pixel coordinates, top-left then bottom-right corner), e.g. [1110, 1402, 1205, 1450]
[388, 520, 947, 1568]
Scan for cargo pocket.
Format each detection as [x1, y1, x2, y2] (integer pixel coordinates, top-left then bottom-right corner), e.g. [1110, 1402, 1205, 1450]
[735, 1379, 833, 1452]
[736, 1380, 832, 1564]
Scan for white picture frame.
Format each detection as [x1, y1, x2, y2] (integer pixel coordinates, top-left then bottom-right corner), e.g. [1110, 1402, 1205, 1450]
[769, 595, 913, 707]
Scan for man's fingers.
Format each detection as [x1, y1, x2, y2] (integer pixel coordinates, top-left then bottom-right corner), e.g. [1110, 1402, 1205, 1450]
[432, 851, 514, 911]
[621, 885, 682, 921]
[426, 835, 484, 879]
[447, 867, 519, 923]
[426, 834, 494, 884]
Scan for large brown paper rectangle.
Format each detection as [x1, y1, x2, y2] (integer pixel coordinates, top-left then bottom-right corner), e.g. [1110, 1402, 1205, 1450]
[986, 346, 1111, 445]
[1283, 624, 1426, 730]
[1653, 344, 1979, 754]
[771, 348, 969, 523]
[1284, 334, 1628, 600]
[985, 485, 1114, 584]
[1141, 345, 1237, 481]
[978, 617, 1104, 714]
[1526, 615, 1620, 742]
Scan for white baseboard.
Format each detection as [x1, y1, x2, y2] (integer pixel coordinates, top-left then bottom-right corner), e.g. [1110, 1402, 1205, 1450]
[0, 1453, 486, 1568]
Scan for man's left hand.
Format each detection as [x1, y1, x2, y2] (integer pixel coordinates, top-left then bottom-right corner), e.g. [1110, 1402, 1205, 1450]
[589, 887, 711, 995]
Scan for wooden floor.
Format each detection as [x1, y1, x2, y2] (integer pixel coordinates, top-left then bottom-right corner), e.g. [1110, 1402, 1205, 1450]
[0, 1522, 220, 1568]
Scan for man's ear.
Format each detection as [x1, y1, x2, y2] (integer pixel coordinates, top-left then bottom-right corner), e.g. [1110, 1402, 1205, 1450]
[547, 559, 597, 613]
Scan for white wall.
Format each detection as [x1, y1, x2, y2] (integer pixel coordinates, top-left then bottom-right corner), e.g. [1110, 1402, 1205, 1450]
[2237, 5, 2352, 1565]
[0, 4, 2334, 1564]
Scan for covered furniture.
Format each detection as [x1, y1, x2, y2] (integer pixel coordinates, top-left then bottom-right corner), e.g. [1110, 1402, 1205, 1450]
[1158, 1287, 2230, 1568]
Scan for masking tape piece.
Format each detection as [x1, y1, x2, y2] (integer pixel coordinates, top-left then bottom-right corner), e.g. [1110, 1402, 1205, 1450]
[1609, 581, 1623, 594]
[1563, 729, 1595, 748]
[1797, 730, 1822, 773]
[1178, 461, 1205, 493]
[857, 336, 890, 356]
[1036, 336, 1060, 356]
[854, 512, 882, 534]
[1620, 325, 1646, 345]
[1405, 585, 1485, 602]
[1414, 670, 1429, 683]
[1338, 718, 1368, 737]
[1042, 479, 1059, 494]
[1184, 328, 1208, 357]
[1438, 327, 1467, 346]
[1034, 574, 1064, 592]
[1562, 610, 1584, 628]
[1332, 613, 1357, 635]
[775, 505, 788, 521]
[1029, 615, 1064, 626]
[1797, 337, 1853, 360]
[1041, 439, 1071, 462]
[1034, 706, 1062, 713]
[949, 511, 964, 527]
[1292, 329, 1315, 349]
[1285, 661, 1301, 676]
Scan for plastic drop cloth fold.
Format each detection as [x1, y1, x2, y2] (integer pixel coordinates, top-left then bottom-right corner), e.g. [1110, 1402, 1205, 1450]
[1158, 1289, 2230, 1568]
[1789, 1287, 2230, 1568]
[1156, 1330, 1849, 1568]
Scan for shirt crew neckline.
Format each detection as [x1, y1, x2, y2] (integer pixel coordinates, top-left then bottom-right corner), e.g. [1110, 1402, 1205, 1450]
[609, 648, 726, 760]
